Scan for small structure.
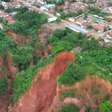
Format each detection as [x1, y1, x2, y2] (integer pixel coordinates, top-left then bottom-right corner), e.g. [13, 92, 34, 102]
[40, 4, 55, 12]
[93, 24, 106, 32]
[0, 11, 15, 24]
[103, 7, 112, 14]
[65, 24, 88, 34]
[48, 16, 57, 23]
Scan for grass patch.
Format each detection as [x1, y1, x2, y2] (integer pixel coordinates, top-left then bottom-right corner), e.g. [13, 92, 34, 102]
[59, 104, 80, 112]
[60, 90, 75, 101]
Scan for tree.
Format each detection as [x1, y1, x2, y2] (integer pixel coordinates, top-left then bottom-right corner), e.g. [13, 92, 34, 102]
[0, 31, 16, 110]
[46, 0, 64, 4]
[10, 9, 47, 36]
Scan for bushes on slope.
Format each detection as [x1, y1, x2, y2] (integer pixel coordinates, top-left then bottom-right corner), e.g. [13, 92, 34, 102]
[59, 104, 80, 112]
[10, 44, 33, 70]
[10, 8, 47, 36]
[11, 55, 53, 103]
[0, 77, 7, 95]
[53, 29, 112, 86]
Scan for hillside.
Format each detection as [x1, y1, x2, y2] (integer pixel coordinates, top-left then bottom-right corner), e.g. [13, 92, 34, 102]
[0, 0, 112, 112]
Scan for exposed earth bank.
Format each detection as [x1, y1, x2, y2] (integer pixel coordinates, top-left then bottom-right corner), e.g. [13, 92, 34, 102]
[9, 52, 74, 112]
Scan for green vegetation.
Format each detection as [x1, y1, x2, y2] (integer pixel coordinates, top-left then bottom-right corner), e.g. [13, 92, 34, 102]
[10, 8, 47, 36]
[57, 64, 77, 86]
[48, 28, 100, 54]
[10, 44, 33, 70]
[4, 7, 25, 13]
[59, 104, 80, 112]
[88, 7, 108, 17]
[0, 77, 7, 95]
[11, 66, 37, 103]
[48, 29, 112, 86]
[57, 9, 83, 19]
[58, 45, 112, 85]
[0, 5, 112, 112]
[48, 29, 112, 112]
[3, 9, 48, 70]
[59, 101, 112, 112]
[0, 31, 14, 95]
[46, 0, 64, 4]
[48, 29, 75, 51]
[0, 9, 48, 96]
[99, 101, 112, 112]
[75, 48, 112, 82]
[0, 31, 12, 53]
[11, 55, 53, 103]
[60, 90, 75, 101]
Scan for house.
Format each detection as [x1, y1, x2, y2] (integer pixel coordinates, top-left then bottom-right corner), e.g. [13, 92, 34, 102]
[0, 11, 15, 24]
[5, 15, 16, 24]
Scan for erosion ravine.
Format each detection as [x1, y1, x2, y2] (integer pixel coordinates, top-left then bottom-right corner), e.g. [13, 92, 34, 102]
[9, 52, 74, 112]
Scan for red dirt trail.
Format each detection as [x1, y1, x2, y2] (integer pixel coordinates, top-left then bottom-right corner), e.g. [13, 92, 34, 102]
[9, 52, 74, 112]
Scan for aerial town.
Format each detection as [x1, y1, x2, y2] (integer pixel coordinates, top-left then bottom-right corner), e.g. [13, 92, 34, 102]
[0, 0, 112, 112]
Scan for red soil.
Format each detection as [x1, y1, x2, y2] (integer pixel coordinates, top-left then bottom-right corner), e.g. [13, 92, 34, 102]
[61, 76, 112, 111]
[6, 30, 31, 45]
[9, 52, 74, 112]
[0, 95, 8, 112]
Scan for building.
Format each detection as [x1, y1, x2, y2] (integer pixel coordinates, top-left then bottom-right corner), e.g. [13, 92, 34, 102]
[65, 24, 88, 34]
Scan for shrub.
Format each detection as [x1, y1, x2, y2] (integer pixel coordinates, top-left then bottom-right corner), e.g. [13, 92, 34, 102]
[57, 64, 77, 86]
[51, 41, 73, 54]
[11, 67, 37, 103]
[60, 91, 75, 101]
[59, 104, 80, 112]
[10, 45, 33, 70]
[99, 101, 112, 112]
[0, 31, 12, 53]
[0, 77, 7, 95]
